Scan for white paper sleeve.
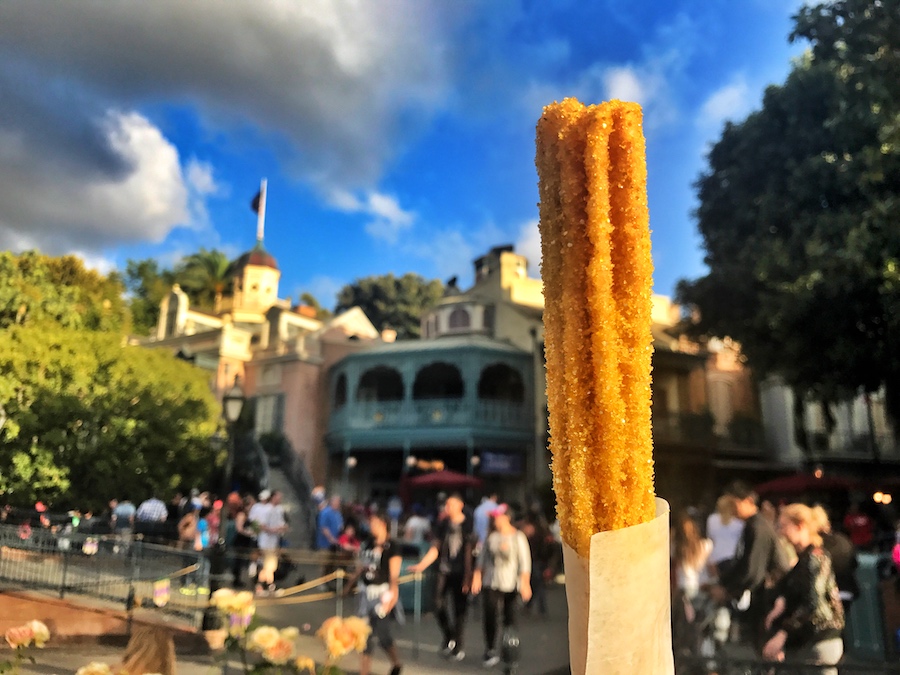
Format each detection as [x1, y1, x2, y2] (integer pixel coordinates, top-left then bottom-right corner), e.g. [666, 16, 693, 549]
[563, 498, 674, 675]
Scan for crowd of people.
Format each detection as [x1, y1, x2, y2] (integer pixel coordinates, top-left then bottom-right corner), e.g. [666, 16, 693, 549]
[15, 477, 890, 672]
[671, 480, 870, 674]
[1, 485, 560, 674]
[310, 488, 559, 674]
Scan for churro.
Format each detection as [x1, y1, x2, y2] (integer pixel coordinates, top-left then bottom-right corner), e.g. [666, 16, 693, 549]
[536, 98, 655, 558]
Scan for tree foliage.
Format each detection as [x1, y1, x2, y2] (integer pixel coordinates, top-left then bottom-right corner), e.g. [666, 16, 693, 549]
[125, 258, 175, 336]
[0, 325, 220, 509]
[0, 250, 221, 509]
[125, 248, 233, 335]
[678, 0, 900, 420]
[0, 251, 129, 332]
[176, 248, 232, 311]
[334, 273, 443, 339]
[299, 292, 333, 321]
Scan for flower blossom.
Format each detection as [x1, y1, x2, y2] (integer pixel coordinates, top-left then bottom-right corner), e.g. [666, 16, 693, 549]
[28, 620, 50, 648]
[4, 620, 48, 650]
[246, 625, 281, 653]
[295, 655, 316, 673]
[262, 635, 297, 665]
[75, 662, 113, 675]
[317, 616, 371, 660]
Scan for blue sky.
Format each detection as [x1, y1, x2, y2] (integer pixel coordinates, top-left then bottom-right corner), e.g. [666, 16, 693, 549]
[0, 0, 806, 308]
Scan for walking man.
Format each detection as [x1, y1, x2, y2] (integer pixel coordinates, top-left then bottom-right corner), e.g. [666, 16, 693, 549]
[711, 480, 790, 649]
[472, 503, 532, 669]
[256, 490, 286, 595]
[409, 493, 475, 662]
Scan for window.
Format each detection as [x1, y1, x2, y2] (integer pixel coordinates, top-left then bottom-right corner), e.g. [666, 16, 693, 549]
[478, 363, 524, 402]
[483, 305, 495, 333]
[413, 362, 464, 399]
[357, 366, 404, 401]
[448, 307, 470, 329]
[334, 374, 347, 408]
[255, 394, 284, 434]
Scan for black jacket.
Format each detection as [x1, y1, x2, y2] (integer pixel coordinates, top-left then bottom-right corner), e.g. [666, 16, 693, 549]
[822, 531, 860, 600]
[720, 513, 790, 598]
[774, 545, 845, 648]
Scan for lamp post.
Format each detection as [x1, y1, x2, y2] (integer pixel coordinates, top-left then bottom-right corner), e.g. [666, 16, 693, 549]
[221, 375, 245, 497]
[343, 455, 357, 499]
[405, 454, 418, 473]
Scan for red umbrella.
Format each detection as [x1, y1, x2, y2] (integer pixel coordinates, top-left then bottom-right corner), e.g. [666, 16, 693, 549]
[405, 469, 483, 490]
[754, 472, 862, 496]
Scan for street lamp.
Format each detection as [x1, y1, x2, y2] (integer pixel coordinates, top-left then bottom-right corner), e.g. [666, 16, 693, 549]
[221, 375, 245, 496]
[343, 455, 357, 499]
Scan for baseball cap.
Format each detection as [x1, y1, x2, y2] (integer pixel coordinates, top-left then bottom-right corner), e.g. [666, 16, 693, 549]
[258, 489, 272, 501]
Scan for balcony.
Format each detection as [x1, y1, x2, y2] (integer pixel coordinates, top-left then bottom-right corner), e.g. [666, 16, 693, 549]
[652, 412, 767, 455]
[330, 398, 531, 432]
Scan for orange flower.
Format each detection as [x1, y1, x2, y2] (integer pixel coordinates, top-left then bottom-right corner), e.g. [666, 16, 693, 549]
[295, 655, 316, 673]
[75, 663, 113, 675]
[317, 616, 371, 660]
[262, 636, 297, 665]
[246, 625, 281, 653]
[5, 624, 34, 649]
[28, 620, 50, 648]
[342, 616, 371, 653]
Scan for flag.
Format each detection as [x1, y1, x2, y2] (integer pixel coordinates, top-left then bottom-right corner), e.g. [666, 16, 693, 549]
[251, 190, 261, 214]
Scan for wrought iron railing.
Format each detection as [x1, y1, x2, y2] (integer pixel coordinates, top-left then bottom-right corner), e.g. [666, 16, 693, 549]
[330, 398, 531, 431]
[676, 653, 900, 674]
[0, 523, 206, 627]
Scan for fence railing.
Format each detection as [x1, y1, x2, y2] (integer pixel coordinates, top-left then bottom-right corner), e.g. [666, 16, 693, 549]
[676, 653, 900, 674]
[0, 523, 207, 628]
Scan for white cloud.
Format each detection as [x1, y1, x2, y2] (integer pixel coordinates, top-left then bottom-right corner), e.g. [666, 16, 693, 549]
[295, 275, 346, 311]
[0, 109, 195, 253]
[70, 250, 117, 275]
[328, 189, 416, 245]
[404, 220, 508, 285]
[515, 219, 542, 278]
[186, 159, 218, 196]
[698, 76, 752, 130]
[603, 67, 648, 105]
[0, 1, 455, 195]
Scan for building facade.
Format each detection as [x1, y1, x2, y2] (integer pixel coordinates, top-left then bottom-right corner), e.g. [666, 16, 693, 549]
[142, 239, 383, 485]
[325, 245, 768, 508]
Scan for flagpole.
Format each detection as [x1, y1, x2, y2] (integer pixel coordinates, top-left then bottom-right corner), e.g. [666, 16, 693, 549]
[256, 178, 267, 244]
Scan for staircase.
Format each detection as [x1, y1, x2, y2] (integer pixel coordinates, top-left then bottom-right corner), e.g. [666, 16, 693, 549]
[256, 433, 317, 550]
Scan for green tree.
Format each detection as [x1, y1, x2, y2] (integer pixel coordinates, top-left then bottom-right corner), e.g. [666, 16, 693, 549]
[678, 0, 900, 425]
[0, 251, 129, 332]
[299, 292, 332, 320]
[176, 248, 232, 311]
[334, 273, 443, 339]
[0, 325, 220, 509]
[125, 258, 175, 336]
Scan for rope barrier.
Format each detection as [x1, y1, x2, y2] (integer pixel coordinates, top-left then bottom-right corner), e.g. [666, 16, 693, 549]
[251, 569, 424, 606]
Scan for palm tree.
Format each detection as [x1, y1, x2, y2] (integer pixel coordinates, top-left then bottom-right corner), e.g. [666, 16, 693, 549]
[176, 248, 232, 311]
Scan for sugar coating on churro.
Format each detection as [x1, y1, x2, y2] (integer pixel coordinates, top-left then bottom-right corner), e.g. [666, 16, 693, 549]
[536, 98, 655, 558]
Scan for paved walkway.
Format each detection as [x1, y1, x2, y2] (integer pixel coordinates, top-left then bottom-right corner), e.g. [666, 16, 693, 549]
[20, 583, 571, 674]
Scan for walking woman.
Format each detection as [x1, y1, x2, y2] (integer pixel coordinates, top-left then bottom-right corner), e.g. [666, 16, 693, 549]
[672, 510, 714, 658]
[471, 503, 532, 670]
[351, 509, 403, 675]
[763, 503, 844, 674]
